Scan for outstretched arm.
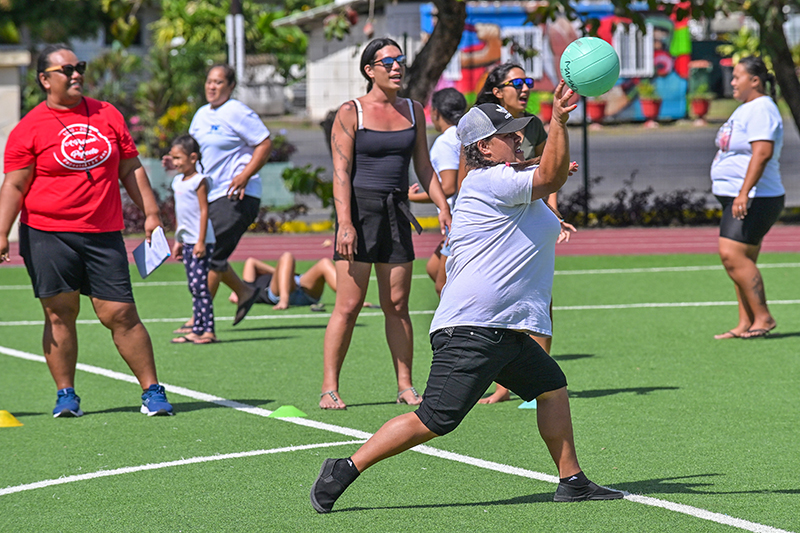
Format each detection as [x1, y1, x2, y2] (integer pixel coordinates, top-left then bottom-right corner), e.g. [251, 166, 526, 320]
[532, 80, 577, 201]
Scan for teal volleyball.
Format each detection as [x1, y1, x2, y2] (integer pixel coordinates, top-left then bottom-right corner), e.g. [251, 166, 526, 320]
[559, 37, 620, 97]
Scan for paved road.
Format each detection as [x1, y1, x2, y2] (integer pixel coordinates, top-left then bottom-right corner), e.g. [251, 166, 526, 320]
[284, 120, 800, 217]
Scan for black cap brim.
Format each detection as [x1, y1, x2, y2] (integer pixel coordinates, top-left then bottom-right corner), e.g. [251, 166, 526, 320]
[495, 115, 534, 135]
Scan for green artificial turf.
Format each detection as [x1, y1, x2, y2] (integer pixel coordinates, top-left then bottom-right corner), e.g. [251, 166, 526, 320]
[1, 254, 799, 532]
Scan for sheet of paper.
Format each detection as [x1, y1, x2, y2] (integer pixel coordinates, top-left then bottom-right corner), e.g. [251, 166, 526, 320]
[132, 226, 171, 279]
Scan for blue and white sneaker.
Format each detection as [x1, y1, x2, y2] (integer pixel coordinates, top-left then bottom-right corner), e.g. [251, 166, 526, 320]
[140, 384, 174, 416]
[53, 387, 83, 418]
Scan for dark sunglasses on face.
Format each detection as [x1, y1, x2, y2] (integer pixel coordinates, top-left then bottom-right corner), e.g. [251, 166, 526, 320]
[374, 55, 406, 68]
[501, 77, 534, 90]
[44, 61, 87, 77]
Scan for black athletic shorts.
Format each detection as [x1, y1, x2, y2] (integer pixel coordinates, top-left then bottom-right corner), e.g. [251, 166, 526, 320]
[249, 273, 274, 305]
[334, 188, 415, 264]
[716, 195, 784, 245]
[18, 224, 134, 302]
[415, 326, 568, 436]
[208, 195, 260, 272]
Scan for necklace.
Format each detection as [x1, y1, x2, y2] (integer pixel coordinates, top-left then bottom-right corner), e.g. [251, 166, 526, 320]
[47, 98, 93, 180]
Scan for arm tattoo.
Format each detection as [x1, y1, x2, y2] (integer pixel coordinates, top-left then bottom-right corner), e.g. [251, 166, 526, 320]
[337, 103, 356, 141]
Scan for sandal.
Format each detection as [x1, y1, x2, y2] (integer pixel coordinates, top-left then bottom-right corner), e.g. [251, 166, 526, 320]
[713, 330, 740, 340]
[319, 390, 346, 410]
[741, 325, 776, 339]
[233, 289, 259, 326]
[397, 387, 421, 405]
[172, 321, 194, 334]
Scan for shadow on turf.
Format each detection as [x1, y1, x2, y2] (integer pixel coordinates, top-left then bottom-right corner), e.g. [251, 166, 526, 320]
[552, 353, 594, 361]
[569, 386, 679, 398]
[227, 324, 364, 333]
[88, 398, 276, 415]
[337, 492, 554, 512]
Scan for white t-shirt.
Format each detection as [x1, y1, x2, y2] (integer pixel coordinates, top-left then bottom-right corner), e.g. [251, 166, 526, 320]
[430, 164, 561, 337]
[172, 173, 216, 245]
[189, 99, 271, 203]
[711, 95, 784, 198]
[429, 125, 461, 211]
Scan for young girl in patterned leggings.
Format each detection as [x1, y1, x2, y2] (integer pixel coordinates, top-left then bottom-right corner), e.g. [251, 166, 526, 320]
[170, 135, 217, 344]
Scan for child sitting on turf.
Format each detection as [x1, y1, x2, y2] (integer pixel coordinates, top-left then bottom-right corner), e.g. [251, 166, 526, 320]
[229, 254, 336, 310]
[169, 135, 217, 344]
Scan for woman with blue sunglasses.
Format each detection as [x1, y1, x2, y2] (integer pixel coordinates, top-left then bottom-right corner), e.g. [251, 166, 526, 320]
[473, 62, 577, 404]
[320, 37, 452, 410]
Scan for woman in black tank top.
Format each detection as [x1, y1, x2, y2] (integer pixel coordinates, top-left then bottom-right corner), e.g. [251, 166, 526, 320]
[319, 38, 452, 410]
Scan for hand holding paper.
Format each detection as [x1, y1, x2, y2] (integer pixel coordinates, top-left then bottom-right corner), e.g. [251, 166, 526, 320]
[132, 226, 171, 278]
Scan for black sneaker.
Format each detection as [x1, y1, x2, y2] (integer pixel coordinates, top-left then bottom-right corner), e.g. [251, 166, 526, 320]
[553, 480, 624, 502]
[310, 458, 359, 513]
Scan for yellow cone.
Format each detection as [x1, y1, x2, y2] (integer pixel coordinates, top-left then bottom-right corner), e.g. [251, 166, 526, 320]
[0, 410, 23, 427]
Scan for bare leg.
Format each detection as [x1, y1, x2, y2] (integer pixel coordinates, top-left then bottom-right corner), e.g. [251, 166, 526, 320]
[210, 263, 254, 303]
[375, 262, 419, 405]
[434, 252, 448, 297]
[91, 298, 158, 389]
[351, 413, 438, 472]
[300, 258, 336, 299]
[536, 387, 581, 478]
[320, 261, 372, 409]
[425, 249, 441, 284]
[718, 238, 775, 336]
[40, 291, 81, 390]
[271, 252, 296, 310]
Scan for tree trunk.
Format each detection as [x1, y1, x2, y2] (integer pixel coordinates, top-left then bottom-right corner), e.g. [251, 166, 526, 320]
[756, 1, 800, 136]
[399, 0, 466, 104]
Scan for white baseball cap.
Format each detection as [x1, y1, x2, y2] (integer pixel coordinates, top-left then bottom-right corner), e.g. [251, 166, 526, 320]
[456, 103, 533, 147]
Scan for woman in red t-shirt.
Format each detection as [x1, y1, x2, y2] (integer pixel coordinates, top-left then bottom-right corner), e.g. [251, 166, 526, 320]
[0, 43, 174, 418]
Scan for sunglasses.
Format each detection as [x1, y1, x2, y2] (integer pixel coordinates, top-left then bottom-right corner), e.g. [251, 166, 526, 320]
[501, 77, 534, 90]
[374, 55, 406, 69]
[44, 61, 87, 77]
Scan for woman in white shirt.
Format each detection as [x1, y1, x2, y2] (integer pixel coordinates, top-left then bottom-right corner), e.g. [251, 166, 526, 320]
[711, 56, 784, 340]
[310, 81, 623, 513]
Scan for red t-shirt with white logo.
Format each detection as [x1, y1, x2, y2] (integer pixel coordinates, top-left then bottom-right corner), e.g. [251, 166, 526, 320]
[4, 97, 139, 232]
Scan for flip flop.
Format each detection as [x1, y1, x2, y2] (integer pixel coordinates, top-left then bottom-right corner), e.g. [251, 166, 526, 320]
[172, 321, 194, 334]
[171, 335, 218, 345]
[713, 330, 740, 340]
[171, 335, 196, 344]
[319, 390, 346, 410]
[233, 290, 259, 326]
[741, 325, 776, 339]
[397, 387, 422, 405]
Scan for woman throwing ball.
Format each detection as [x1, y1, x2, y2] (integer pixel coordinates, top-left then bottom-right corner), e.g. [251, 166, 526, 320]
[310, 81, 623, 512]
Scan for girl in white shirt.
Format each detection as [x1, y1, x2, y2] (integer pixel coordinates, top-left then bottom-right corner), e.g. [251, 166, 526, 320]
[169, 135, 217, 344]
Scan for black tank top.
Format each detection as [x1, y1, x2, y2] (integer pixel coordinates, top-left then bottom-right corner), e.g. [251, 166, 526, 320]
[351, 98, 417, 193]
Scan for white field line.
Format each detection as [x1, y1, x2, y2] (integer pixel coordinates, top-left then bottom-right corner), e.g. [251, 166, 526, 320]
[0, 440, 366, 497]
[0, 345, 792, 533]
[1, 262, 798, 292]
[7, 299, 800, 328]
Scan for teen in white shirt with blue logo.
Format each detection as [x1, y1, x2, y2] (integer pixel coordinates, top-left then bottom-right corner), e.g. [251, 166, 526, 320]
[710, 56, 784, 340]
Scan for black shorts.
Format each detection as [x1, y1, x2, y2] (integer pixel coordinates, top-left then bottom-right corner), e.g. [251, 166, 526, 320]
[334, 188, 415, 264]
[716, 195, 784, 245]
[249, 273, 274, 304]
[208, 195, 260, 272]
[415, 327, 568, 436]
[18, 224, 134, 302]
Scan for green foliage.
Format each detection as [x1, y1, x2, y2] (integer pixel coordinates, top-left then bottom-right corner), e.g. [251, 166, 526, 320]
[0, 0, 105, 43]
[687, 83, 714, 100]
[83, 41, 143, 118]
[281, 164, 333, 208]
[716, 27, 769, 69]
[323, 12, 352, 41]
[269, 134, 298, 162]
[636, 79, 659, 100]
[255, 10, 308, 81]
[559, 174, 721, 228]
